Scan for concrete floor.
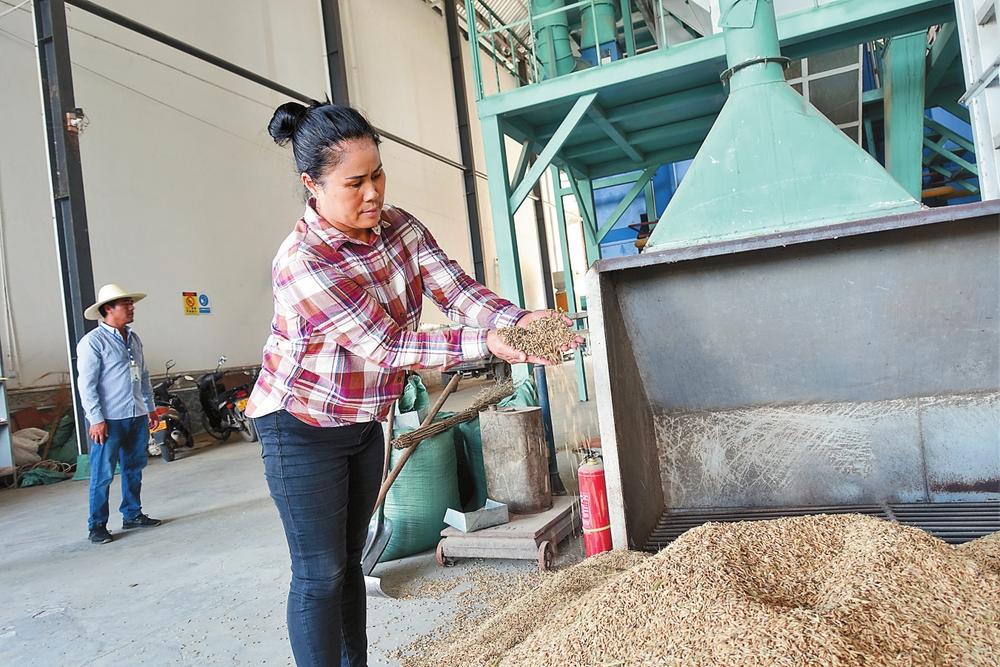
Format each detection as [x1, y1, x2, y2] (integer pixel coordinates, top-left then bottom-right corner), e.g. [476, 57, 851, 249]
[0, 360, 598, 665]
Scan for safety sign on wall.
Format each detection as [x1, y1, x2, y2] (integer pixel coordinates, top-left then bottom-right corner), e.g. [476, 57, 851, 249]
[183, 292, 198, 316]
[182, 292, 212, 316]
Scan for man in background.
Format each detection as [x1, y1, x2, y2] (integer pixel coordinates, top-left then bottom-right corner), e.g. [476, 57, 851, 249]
[78, 283, 162, 544]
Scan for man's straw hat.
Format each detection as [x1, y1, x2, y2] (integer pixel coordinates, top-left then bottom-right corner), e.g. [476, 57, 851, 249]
[84, 284, 146, 321]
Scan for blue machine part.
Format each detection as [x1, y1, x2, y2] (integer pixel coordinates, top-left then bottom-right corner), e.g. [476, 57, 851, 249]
[579, 41, 623, 67]
[596, 161, 693, 258]
[924, 107, 980, 205]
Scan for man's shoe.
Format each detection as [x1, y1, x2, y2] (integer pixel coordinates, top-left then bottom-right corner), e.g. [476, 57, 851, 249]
[122, 514, 162, 529]
[89, 526, 113, 544]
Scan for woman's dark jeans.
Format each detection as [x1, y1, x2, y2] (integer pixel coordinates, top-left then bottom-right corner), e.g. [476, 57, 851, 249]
[255, 411, 384, 667]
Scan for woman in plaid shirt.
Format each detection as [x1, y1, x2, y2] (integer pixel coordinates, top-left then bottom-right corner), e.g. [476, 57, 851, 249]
[247, 101, 576, 666]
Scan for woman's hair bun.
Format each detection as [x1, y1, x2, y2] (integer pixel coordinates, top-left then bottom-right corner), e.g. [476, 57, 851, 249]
[268, 102, 309, 146]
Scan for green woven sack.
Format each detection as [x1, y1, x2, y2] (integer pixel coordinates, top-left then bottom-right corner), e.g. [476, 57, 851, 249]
[397, 373, 429, 422]
[498, 377, 539, 409]
[47, 413, 78, 465]
[19, 468, 67, 487]
[379, 426, 460, 562]
[456, 418, 487, 511]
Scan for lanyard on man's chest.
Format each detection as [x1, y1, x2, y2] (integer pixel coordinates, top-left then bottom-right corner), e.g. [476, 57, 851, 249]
[107, 328, 141, 383]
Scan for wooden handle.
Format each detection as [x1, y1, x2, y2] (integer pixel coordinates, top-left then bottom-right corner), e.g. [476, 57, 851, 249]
[381, 401, 396, 483]
[372, 373, 461, 512]
[371, 442, 415, 512]
[421, 373, 461, 428]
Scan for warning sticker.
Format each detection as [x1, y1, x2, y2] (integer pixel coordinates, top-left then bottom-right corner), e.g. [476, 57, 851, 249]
[183, 292, 198, 316]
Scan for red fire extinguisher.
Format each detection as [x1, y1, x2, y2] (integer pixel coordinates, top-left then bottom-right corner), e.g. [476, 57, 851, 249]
[578, 453, 612, 557]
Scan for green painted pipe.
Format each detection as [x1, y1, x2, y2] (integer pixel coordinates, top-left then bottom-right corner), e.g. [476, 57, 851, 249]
[580, 0, 617, 49]
[720, 0, 784, 90]
[532, 0, 575, 79]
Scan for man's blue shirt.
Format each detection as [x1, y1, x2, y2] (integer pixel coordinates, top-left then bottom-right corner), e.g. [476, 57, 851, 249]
[76, 321, 154, 424]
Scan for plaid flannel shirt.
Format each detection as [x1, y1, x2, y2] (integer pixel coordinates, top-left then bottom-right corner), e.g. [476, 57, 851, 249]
[246, 202, 526, 427]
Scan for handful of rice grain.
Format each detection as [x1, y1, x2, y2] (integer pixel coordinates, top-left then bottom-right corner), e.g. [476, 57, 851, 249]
[497, 314, 578, 364]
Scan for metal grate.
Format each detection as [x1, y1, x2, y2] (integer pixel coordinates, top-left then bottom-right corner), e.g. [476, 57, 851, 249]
[887, 502, 1000, 544]
[643, 501, 1000, 552]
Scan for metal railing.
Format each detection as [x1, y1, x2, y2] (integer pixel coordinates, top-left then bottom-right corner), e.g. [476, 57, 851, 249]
[464, 0, 656, 99]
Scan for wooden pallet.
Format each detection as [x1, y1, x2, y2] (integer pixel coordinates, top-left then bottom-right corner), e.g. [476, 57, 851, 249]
[436, 495, 580, 571]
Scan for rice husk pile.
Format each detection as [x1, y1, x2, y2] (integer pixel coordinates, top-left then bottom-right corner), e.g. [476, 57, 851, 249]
[410, 550, 650, 667]
[390, 566, 541, 666]
[497, 314, 578, 364]
[957, 530, 1000, 575]
[418, 515, 1000, 667]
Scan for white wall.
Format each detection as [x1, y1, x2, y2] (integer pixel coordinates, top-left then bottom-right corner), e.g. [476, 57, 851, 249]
[0, 0, 563, 391]
[0, 0, 326, 388]
[0, 7, 67, 390]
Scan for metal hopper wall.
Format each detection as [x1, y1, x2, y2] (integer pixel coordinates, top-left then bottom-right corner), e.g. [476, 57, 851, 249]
[588, 202, 1000, 550]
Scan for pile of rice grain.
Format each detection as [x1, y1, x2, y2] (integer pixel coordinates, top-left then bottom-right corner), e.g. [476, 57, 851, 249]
[420, 550, 649, 667]
[497, 314, 578, 364]
[958, 530, 1000, 575]
[411, 514, 1000, 667]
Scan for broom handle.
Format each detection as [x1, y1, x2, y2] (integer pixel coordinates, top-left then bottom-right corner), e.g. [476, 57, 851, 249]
[381, 402, 395, 483]
[421, 372, 461, 428]
[372, 373, 461, 512]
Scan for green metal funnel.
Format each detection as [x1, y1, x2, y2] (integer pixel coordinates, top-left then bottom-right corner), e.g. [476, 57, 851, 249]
[645, 0, 921, 250]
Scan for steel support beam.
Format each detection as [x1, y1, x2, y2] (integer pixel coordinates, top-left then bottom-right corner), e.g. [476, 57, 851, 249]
[884, 31, 928, 198]
[863, 117, 879, 159]
[33, 0, 96, 457]
[925, 117, 977, 154]
[532, 187, 555, 310]
[597, 165, 658, 241]
[564, 114, 716, 161]
[550, 167, 588, 402]
[508, 93, 597, 212]
[586, 103, 644, 163]
[927, 163, 979, 191]
[511, 140, 534, 187]
[481, 115, 524, 306]
[621, 0, 637, 57]
[923, 137, 979, 174]
[500, 117, 583, 176]
[446, 0, 487, 283]
[320, 0, 350, 104]
[596, 170, 645, 189]
[588, 142, 701, 179]
[568, 174, 600, 266]
[926, 22, 962, 95]
[534, 83, 727, 145]
[644, 178, 657, 222]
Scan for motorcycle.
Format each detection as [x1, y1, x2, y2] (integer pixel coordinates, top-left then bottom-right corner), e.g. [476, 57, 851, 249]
[197, 355, 258, 443]
[150, 359, 194, 462]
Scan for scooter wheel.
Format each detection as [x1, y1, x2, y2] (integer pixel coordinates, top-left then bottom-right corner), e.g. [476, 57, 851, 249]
[201, 413, 230, 442]
[161, 441, 175, 462]
[238, 418, 258, 443]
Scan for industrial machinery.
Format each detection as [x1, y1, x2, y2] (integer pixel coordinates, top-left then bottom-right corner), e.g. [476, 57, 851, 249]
[588, 0, 1000, 551]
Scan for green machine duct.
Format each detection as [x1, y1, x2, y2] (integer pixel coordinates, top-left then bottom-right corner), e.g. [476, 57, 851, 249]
[532, 0, 575, 79]
[580, 0, 617, 49]
[645, 0, 922, 250]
